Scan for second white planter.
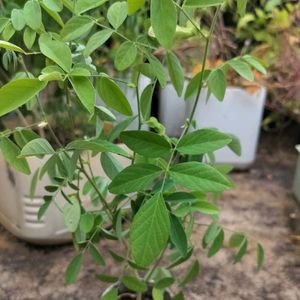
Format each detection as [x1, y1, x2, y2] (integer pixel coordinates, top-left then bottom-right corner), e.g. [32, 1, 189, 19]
[160, 83, 267, 169]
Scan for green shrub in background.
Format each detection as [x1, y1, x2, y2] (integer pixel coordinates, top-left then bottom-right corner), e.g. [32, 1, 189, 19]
[0, 0, 266, 298]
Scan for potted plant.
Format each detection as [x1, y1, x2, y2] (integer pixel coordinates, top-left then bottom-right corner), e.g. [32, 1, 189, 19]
[0, 0, 264, 297]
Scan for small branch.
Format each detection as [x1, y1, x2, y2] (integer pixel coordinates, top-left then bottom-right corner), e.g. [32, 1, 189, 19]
[79, 156, 114, 221]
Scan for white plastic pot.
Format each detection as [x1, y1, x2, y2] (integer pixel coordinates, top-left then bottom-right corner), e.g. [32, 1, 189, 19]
[293, 146, 300, 204]
[0, 145, 130, 245]
[160, 82, 267, 169]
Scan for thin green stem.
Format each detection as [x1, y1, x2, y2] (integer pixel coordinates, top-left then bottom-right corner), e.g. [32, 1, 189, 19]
[16, 109, 29, 127]
[160, 128, 186, 193]
[93, 20, 157, 50]
[184, 6, 221, 135]
[135, 73, 142, 130]
[19, 55, 63, 147]
[174, 2, 207, 40]
[144, 247, 167, 282]
[79, 156, 114, 221]
[194, 222, 260, 245]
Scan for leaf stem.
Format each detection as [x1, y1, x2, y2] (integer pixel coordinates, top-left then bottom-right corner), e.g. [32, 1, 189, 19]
[79, 156, 114, 221]
[183, 6, 221, 135]
[174, 2, 207, 40]
[136, 72, 142, 131]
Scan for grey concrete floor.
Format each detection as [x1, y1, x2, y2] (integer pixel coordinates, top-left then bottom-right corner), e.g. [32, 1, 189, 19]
[0, 128, 300, 300]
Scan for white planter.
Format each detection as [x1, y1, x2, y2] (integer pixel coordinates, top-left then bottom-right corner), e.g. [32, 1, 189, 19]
[0, 145, 131, 245]
[293, 146, 300, 204]
[160, 82, 267, 169]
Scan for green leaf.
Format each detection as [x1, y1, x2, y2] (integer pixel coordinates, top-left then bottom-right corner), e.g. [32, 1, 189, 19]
[42, 0, 63, 11]
[11, 9, 26, 31]
[39, 33, 72, 72]
[65, 253, 83, 284]
[108, 116, 137, 142]
[202, 223, 220, 248]
[191, 201, 219, 215]
[152, 288, 164, 300]
[37, 197, 52, 220]
[69, 67, 91, 77]
[185, 0, 224, 7]
[69, 76, 95, 114]
[165, 192, 197, 203]
[95, 106, 116, 122]
[101, 153, 123, 180]
[66, 139, 129, 157]
[228, 59, 254, 81]
[40, 2, 64, 27]
[228, 233, 245, 248]
[2, 23, 15, 41]
[184, 70, 211, 101]
[256, 243, 264, 271]
[89, 243, 105, 266]
[75, 0, 108, 14]
[130, 193, 170, 267]
[208, 229, 224, 257]
[121, 276, 148, 293]
[140, 84, 154, 120]
[178, 260, 200, 288]
[153, 269, 175, 289]
[96, 274, 119, 283]
[166, 51, 184, 96]
[21, 138, 55, 157]
[109, 163, 161, 194]
[114, 41, 137, 71]
[107, 1, 128, 29]
[172, 292, 185, 300]
[128, 0, 145, 15]
[0, 40, 25, 54]
[0, 138, 30, 175]
[151, 0, 177, 49]
[0, 79, 46, 117]
[242, 55, 267, 75]
[29, 168, 39, 199]
[227, 134, 242, 156]
[234, 237, 248, 263]
[177, 129, 232, 155]
[61, 16, 94, 42]
[174, 201, 219, 218]
[79, 213, 94, 233]
[170, 214, 188, 257]
[100, 287, 118, 300]
[24, 0, 42, 30]
[170, 162, 233, 192]
[39, 71, 63, 82]
[0, 18, 9, 33]
[63, 196, 81, 232]
[97, 76, 132, 116]
[237, 0, 247, 16]
[147, 54, 167, 88]
[120, 131, 171, 158]
[207, 69, 227, 101]
[23, 27, 36, 49]
[84, 29, 112, 57]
